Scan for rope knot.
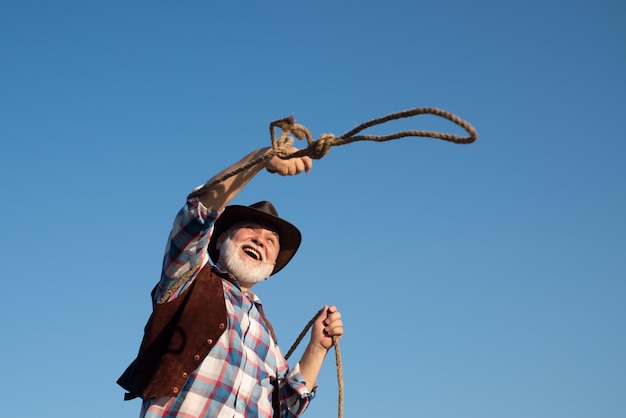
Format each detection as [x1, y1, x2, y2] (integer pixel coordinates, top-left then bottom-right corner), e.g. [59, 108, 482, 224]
[308, 133, 335, 160]
[270, 116, 313, 153]
[273, 134, 294, 156]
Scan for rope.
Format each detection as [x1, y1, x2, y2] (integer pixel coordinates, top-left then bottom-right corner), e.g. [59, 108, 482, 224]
[204, 106, 478, 188]
[285, 309, 344, 418]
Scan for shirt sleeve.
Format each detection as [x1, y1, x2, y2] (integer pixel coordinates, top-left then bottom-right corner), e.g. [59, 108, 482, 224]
[278, 362, 316, 417]
[152, 197, 221, 304]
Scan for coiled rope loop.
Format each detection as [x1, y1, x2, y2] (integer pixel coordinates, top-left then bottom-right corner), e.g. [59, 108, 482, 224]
[272, 106, 478, 160]
[205, 106, 477, 188]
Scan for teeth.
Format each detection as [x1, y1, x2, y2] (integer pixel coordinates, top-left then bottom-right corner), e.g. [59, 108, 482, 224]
[243, 247, 261, 260]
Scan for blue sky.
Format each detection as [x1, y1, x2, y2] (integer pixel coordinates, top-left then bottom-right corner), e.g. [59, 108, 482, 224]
[1, 1, 624, 417]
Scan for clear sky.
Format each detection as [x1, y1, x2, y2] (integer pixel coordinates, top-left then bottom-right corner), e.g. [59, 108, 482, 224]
[1, 1, 624, 417]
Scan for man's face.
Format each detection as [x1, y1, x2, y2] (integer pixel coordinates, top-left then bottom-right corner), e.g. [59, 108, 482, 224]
[217, 220, 280, 285]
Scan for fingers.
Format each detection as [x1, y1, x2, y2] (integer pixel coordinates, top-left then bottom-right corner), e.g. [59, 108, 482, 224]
[322, 305, 343, 338]
[278, 157, 312, 176]
[302, 155, 313, 173]
[287, 157, 307, 176]
[265, 147, 313, 176]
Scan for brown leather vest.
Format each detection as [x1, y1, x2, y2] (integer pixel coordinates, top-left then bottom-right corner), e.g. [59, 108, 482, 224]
[117, 264, 277, 402]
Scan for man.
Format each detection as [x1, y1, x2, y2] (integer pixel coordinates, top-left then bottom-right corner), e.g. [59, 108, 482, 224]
[118, 146, 344, 418]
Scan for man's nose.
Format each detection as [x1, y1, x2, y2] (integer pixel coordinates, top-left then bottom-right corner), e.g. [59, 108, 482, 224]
[251, 233, 265, 247]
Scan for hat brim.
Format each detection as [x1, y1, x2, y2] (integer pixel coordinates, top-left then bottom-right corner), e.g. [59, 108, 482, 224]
[208, 204, 301, 275]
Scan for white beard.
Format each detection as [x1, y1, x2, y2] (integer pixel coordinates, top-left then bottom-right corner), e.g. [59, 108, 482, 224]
[218, 236, 274, 285]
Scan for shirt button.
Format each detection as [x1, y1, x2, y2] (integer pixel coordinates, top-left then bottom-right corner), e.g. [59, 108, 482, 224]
[218, 323, 225, 330]
[194, 354, 201, 361]
[172, 387, 179, 394]
[182, 372, 188, 378]
[206, 338, 213, 345]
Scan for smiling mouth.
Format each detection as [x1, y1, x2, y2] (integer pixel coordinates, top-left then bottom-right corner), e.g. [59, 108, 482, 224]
[242, 245, 262, 261]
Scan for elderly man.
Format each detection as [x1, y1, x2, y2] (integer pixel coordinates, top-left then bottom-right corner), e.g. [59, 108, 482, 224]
[118, 146, 344, 418]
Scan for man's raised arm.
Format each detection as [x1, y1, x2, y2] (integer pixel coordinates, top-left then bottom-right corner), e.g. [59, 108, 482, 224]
[188, 146, 313, 211]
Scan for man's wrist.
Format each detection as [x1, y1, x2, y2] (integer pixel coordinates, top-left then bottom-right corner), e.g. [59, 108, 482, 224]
[306, 341, 329, 357]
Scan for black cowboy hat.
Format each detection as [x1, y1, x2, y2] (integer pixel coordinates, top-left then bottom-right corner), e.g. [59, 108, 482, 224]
[208, 201, 302, 275]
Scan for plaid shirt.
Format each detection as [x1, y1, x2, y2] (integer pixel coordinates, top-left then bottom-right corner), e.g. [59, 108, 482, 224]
[141, 197, 314, 417]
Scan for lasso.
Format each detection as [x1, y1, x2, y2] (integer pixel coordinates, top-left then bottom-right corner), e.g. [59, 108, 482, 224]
[205, 107, 478, 188]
